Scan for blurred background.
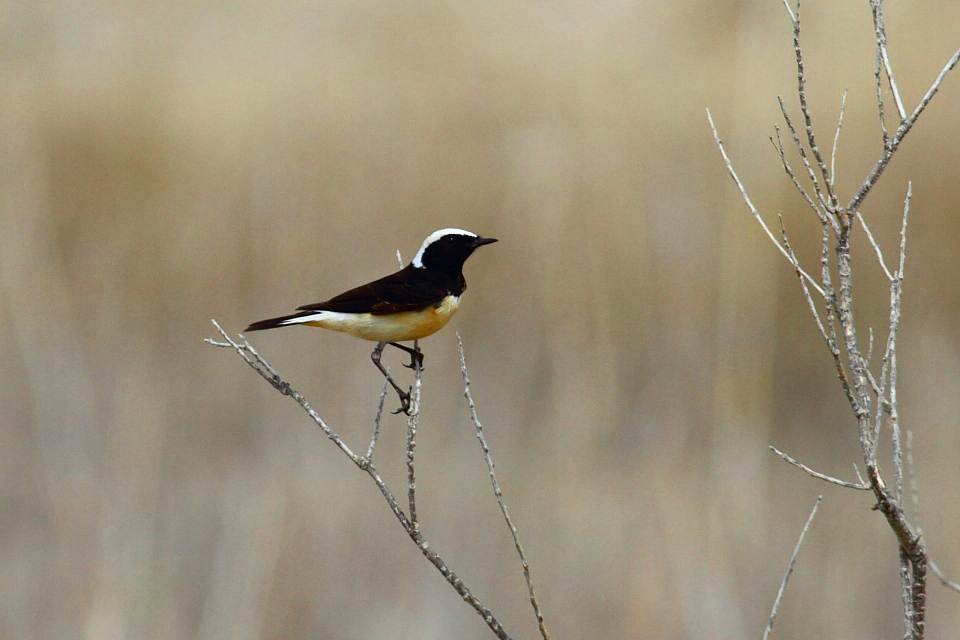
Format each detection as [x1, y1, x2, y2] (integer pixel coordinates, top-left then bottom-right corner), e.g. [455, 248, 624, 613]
[2, 1, 960, 638]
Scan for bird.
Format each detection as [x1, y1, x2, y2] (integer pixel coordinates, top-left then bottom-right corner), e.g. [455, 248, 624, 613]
[245, 228, 498, 414]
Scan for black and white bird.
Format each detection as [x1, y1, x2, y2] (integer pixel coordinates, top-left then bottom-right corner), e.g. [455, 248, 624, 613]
[245, 228, 497, 413]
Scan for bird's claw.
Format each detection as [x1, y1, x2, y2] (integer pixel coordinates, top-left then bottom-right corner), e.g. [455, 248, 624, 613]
[402, 350, 425, 371]
[391, 386, 414, 415]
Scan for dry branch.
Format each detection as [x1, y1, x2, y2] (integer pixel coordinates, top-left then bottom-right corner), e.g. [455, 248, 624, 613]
[458, 335, 550, 640]
[206, 320, 517, 640]
[706, 108, 825, 297]
[709, 1, 960, 637]
[769, 446, 868, 491]
[763, 496, 823, 640]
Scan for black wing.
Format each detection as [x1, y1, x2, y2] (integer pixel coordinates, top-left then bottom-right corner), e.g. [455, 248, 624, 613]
[296, 265, 450, 315]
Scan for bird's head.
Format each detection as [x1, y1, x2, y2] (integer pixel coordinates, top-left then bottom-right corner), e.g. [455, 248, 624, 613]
[412, 228, 497, 273]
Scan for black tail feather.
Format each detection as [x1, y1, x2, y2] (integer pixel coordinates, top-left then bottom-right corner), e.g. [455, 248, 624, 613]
[244, 312, 311, 332]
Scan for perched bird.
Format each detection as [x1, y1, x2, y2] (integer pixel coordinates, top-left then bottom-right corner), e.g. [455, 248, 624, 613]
[245, 228, 497, 413]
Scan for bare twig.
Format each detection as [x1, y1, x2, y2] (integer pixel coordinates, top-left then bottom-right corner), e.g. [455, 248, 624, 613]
[458, 335, 550, 640]
[778, 218, 827, 329]
[819, 225, 840, 343]
[931, 562, 960, 595]
[870, 184, 909, 462]
[779, 221, 857, 409]
[707, 108, 825, 296]
[770, 128, 828, 225]
[852, 463, 867, 487]
[406, 340, 422, 528]
[770, 446, 869, 490]
[364, 378, 390, 464]
[777, 98, 836, 226]
[870, 0, 906, 122]
[872, 14, 891, 146]
[830, 90, 847, 188]
[846, 45, 960, 215]
[856, 212, 894, 281]
[788, 4, 840, 212]
[710, 3, 960, 636]
[778, 0, 796, 24]
[207, 320, 515, 640]
[897, 182, 911, 281]
[396, 246, 420, 528]
[888, 184, 910, 499]
[905, 430, 921, 534]
[763, 495, 823, 640]
[205, 322, 363, 465]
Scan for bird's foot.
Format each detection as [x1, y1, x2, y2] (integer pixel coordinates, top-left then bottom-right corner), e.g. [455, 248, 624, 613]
[391, 386, 414, 415]
[402, 349, 425, 371]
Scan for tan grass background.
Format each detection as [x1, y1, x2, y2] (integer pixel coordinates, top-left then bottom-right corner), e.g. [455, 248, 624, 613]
[2, 1, 960, 638]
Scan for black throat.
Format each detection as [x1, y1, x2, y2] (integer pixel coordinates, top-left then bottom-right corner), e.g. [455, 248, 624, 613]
[412, 263, 467, 297]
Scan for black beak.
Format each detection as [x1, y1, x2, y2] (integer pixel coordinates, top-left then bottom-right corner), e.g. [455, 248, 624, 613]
[469, 236, 498, 248]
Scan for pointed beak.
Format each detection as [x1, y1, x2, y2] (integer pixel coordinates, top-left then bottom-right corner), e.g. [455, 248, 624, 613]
[469, 236, 498, 248]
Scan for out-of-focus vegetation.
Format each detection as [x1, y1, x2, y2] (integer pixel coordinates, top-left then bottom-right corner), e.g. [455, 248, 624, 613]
[2, 2, 959, 638]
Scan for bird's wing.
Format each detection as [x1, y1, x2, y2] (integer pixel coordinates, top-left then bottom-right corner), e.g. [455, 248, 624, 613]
[296, 266, 448, 315]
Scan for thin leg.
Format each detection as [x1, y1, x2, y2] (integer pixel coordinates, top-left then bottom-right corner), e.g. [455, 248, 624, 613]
[388, 341, 424, 370]
[372, 341, 412, 415]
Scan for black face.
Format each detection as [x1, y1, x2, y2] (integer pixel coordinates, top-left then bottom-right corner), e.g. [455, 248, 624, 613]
[419, 234, 497, 273]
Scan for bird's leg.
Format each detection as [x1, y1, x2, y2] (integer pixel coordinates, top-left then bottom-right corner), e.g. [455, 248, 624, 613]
[371, 341, 412, 415]
[388, 342, 424, 371]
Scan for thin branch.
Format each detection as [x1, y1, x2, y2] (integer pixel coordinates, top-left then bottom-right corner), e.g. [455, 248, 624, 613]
[856, 212, 894, 281]
[789, 4, 840, 212]
[865, 369, 893, 416]
[778, 0, 796, 24]
[763, 496, 823, 640]
[830, 90, 847, 188]
[458, 335, 550, 640]
[905, 430, 921, 535]
[777, 98, 835, 226]
[780, 221, 857, 409]
[819, 224, 840, 344]
[872, 15, 891, 146]
[406, 340, 422, 528]
[778, 217, 828, 337]
[770, 446, 869, 490]
[205, 321, 362, 465]
[931, 562, 960, 595]
[897, 183, 911, 280]
[364, 377, 390, 463]
[846, 45, 960, 215]
[870, 0, 907, 122]
[853, 463, 867, 487]
[888, 184, 910, 500]
[207, 320, 515, 640]
[706, 108, 825, 296]
[770, 128, 829, 225]
[871, 184, 910, 461]
[904, 45, 960, 140]
[891, 403, 904, 502]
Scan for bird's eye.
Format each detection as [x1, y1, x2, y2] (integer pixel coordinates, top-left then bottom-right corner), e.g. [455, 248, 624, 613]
[445, 236, 456, 245]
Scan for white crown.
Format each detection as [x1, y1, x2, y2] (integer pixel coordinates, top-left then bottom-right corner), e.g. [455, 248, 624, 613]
[411, 228, 478, 268]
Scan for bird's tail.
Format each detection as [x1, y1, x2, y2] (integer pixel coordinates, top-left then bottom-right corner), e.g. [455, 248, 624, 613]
[244, 311, 323, 332]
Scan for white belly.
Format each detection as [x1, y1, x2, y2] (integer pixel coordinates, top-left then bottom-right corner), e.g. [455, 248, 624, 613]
[303, 295, 461, 342]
